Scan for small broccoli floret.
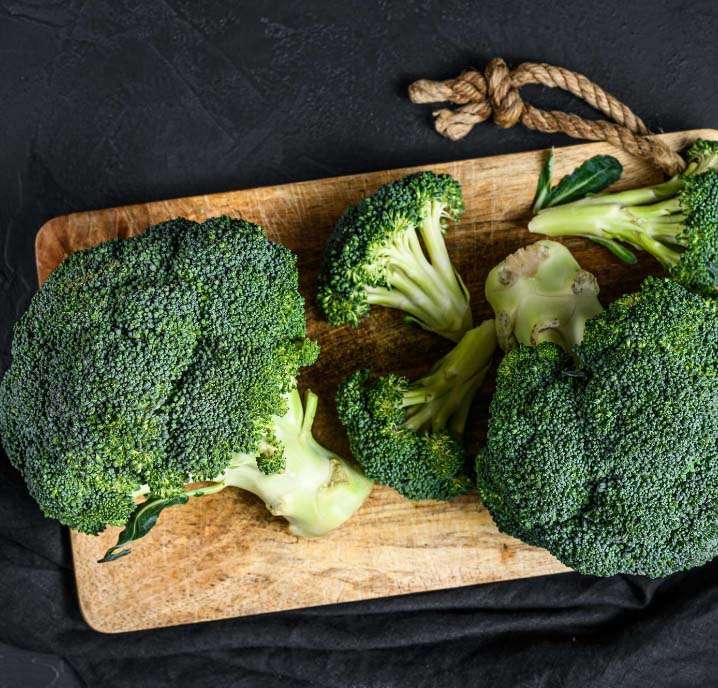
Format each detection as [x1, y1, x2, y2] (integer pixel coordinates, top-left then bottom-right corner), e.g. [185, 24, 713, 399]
[529, 138, 718, 295]
[0, 216, 372, 561]
[337, 321, 497, 500]
[478, 276, 718, 577]
[686, 138, 718, 175]
[485, 240, 602, 351]
[316, 172, 472, 341]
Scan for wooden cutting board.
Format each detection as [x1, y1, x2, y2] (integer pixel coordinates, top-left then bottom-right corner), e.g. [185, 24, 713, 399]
[35, 128, 717, 633]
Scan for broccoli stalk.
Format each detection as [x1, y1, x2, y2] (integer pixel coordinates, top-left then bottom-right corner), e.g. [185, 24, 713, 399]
[101, 390, 373, 562]
[317, 172, 472, 342]
[336, 320, 497, 501]
[220, 388, 372, 537]
[528, 139, 718, 295]
[485, 240, 602, 352]
[363, 195, 471, 341]
[400, 322, 495, 437]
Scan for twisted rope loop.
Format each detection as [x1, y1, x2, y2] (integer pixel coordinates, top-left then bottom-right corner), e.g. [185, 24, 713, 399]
[409, 58, 685, 176]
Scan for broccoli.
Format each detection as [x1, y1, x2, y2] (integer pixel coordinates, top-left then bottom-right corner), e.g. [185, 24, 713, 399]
[316, 171, 472, 341]
[336, 320, 497, 500]
[0, 216, 372, 561]
[485, 240, 603, 351]
[528, 138, 718, 295]
[478, 269, 718, 577]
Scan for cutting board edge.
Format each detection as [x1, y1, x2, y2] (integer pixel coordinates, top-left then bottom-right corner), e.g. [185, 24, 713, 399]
[71, 527, 571, 634]
[70, 483, 572, 633]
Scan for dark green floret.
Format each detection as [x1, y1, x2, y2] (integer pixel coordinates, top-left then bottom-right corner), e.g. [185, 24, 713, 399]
[0, 216, 372, 560]
[317, 171, 472, 341]
[478, 275, 718, 577]
[337, 321, 497, 500]
[529, 138, 718, 295]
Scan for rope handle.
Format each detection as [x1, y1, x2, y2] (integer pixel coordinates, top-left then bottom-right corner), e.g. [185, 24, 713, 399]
[408, 58, 685, 176]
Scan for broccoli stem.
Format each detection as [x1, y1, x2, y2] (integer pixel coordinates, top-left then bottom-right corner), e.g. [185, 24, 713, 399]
[573, 175, 683, 207]
[402, 320, 497, 434]
[109, 389, 371, 561]
[529, 202, 683, 269]
[368, 222, 471, 342]
[419, 201, 464, 289]
[386, 269, 447, 317]
[220, 388, 372, 537]
[527, 167, 697, 271]
[447, 369, 487, 436]
[365, 285, 450, 334]
[300, 387, 318, 438]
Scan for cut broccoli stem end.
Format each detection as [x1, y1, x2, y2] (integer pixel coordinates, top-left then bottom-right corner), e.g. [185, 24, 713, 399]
[222, 388, 372, 537]
[403, 320, 497, 435]
[486, 241, 603, 353]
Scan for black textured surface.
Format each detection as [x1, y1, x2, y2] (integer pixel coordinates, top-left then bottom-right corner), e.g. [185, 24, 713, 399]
[1, 1, 717, 687]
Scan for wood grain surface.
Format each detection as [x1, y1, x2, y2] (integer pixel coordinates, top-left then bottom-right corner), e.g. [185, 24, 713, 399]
[35, 129, 717, 633]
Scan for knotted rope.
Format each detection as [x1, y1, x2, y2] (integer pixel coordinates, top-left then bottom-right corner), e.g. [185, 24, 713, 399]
[408, 58, 684, 176]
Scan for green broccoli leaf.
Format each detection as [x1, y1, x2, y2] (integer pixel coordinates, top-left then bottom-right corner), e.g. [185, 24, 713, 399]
[532, 149, 555, 213]
[544, 155, 623, 208]
[98, 493, 190, 563]
[98, 482, 227, 563]
[581, 235, 638, 264]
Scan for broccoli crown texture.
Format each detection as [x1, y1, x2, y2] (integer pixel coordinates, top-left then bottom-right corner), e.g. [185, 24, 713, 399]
[529, 138, 718, 296]
[478, 277, 718, 577]
[316, 171, 472, 341]
[337, 321, 497, 500]
[0, 216, 319, 535]
[485, 240, 602, 352]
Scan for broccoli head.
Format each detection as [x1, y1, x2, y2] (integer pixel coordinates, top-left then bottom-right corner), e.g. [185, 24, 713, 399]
[529, 138, 718, 296]
[485, 240, 602, 351]
[0, 216, 371, 561]
[316, 171, 472, 341]
[337, 320, 497, 500]
[478, 276, 718, 577]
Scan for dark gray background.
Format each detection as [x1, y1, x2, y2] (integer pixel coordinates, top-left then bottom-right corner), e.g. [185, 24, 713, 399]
[1, 1, 717, 687]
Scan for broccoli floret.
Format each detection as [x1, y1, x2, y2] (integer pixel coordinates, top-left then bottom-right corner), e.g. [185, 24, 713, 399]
[485, 240, 602, 351]
[478, 276, 718, 577]
[316, 171, 472, 341]
[337, 321, 497, 500]
[0, 216, 371, 561]
[529, 138, 718, 295]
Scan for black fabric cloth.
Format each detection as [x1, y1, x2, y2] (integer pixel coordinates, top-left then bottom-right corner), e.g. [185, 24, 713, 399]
[1, 1, 717, 686]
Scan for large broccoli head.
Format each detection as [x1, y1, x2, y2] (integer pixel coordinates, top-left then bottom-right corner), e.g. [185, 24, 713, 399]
[316, 171, 472, 342]
[478, 276, 718, 577]
[0, 216, 319, 535]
